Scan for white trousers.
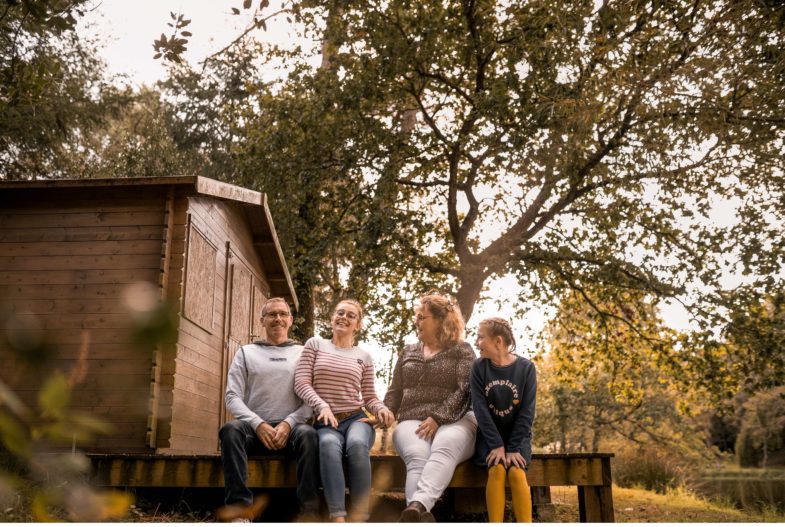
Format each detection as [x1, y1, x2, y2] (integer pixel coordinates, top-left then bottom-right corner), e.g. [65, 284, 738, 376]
[392, 413, 478, 511]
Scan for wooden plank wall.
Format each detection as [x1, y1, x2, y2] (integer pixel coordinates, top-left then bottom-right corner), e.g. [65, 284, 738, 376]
[0, 187, 167, 453]
[146, 191, 188, 451]
[163, 196, 273, 454]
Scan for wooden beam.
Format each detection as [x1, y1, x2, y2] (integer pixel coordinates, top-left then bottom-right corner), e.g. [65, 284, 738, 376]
[194, 177, 263, 207]
[88, 453, 612, 489]
[0, 176, 197, 190]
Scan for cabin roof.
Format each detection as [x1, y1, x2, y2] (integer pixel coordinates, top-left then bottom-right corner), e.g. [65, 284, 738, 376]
[0, 176, 298, 310]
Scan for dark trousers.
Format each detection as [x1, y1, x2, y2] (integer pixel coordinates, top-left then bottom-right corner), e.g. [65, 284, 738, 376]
[219, 420, 319, 514]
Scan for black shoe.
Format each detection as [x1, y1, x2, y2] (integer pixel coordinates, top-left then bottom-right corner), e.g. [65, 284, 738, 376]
[399, 501, 427, 523]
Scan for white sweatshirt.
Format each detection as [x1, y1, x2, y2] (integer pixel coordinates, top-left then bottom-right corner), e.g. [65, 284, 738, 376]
[225, 340, 313, 431]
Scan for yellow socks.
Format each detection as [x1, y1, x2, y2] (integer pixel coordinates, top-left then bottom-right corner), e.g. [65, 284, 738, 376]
[486, 464, 507, 522]
[485, 465, 533, 522]
[509, 466, 532, 522]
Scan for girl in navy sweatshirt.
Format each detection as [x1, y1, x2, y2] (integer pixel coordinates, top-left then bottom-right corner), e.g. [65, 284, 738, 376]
[470, 317, 537, 522]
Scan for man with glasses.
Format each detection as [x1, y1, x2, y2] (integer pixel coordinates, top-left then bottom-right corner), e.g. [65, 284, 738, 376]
[219, 298, 319, 522]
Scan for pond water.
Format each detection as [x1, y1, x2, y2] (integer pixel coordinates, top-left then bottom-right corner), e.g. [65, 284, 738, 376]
[694, 469, 785, 512]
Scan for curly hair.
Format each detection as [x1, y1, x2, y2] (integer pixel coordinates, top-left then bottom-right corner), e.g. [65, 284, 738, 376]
[418, 291, 465, 348]
[478, 317, 517, 353]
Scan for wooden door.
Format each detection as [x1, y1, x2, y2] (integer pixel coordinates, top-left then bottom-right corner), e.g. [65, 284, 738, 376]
[219, 251, 254, 428]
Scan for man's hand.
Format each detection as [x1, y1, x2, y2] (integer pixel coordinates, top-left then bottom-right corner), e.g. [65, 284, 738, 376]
[271, 421, 291, 449]
[486, 446, 507, 467]
[415, 417, 439, 442]
[317, 407, 338, 428]
[255, 422, 277, 450]
[505, 451, 526, 470]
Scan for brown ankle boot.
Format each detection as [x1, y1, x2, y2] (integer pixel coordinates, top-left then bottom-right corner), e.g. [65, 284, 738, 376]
[399, 501, 427, 523]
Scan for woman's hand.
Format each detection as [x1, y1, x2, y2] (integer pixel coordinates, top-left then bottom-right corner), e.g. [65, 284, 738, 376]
[318, 407, 338, 428]
[505, 451, 526, 470]
[376, 408, 395, 428]
[415, 417, 439, 442]
[486, 446, 507, 467]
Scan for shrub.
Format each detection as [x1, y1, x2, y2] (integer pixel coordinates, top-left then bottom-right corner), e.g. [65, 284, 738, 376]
[735, 426, 763, 468]
[611, 444, 685, 493]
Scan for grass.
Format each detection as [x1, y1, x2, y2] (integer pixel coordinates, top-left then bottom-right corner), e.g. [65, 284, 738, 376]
[549, 484, 785, 523]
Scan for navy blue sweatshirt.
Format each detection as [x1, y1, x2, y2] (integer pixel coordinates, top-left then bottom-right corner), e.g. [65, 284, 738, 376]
[470, 356, 537, 468]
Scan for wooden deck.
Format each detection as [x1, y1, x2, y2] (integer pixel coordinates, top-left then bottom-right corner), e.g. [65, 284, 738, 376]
[88, 452, 614, 522]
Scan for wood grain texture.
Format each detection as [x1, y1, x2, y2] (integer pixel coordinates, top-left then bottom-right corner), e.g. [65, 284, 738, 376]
[251, 285, 266, 340]
[88, 453, 615, 489]
[229, 263, 251, 344]
[0, 269, 161, 286]
[182, 225, 217, 332]
[0, 211, 166, 229]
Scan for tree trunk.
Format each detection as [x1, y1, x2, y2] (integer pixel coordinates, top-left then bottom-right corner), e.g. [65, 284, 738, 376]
[293, 275, 316, 341]
[591, 427, 601, 453]
[456, 270, 487, 322]
[557, 396, 568, 453]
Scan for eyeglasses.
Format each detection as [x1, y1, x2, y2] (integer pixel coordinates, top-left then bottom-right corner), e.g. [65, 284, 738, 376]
[265, 311, 291, 319]
[335, 309, 359, 320]
[413, 314, 432, 323]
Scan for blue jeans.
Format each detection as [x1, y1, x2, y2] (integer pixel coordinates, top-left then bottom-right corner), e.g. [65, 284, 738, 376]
[315, 411, 375, 519]
[219, 420, 320, 515]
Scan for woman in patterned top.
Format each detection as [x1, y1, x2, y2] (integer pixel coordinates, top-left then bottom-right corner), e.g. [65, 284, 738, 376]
[470, 317, 537, 523]
[294, 299, 394, 522]
[383, 291, 477, 522]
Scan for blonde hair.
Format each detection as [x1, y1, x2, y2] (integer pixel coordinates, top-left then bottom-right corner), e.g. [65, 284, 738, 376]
[479, 317, 517, 353]
[418, 291, 465, 348]
[334, 298, 364, 331]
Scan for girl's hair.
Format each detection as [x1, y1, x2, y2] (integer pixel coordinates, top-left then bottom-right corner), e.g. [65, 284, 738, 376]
[479, 317, 517, 353]
[334, 298, 364, 331]
[418, 291, 465, 348]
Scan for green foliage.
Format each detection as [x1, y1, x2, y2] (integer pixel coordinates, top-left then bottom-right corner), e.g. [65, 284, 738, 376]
[59, 88, 198, 180]
[0, 0, 124, 179]
[155, 24, 432, 343]
[611, 443, 685, 493]
[680, 285, 785, 408]
[155, 1, 785, 363]
[0, 369, 131, 521]
[534, 288, 705, 453]
[736, 425, 762, 469]
[261, 0, 785, 326]
[723, 289, 785, 393]
[153, 12, 192, 63]
[37, 372, 70, 420]
[0, 281, 178, 520]
[735, 387, 785, 468]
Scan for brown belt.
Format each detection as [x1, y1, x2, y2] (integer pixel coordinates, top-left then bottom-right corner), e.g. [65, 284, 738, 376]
[333, 409, 363, 421]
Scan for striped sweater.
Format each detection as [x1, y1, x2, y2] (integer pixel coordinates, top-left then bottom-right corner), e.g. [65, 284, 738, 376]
[294, 337, 386, 416]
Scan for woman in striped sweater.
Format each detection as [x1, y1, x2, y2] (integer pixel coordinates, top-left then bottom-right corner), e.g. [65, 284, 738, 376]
[294, 299, 394, 522]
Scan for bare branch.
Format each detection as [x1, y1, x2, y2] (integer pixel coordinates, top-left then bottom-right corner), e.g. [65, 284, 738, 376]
[200, 8, 289, 67]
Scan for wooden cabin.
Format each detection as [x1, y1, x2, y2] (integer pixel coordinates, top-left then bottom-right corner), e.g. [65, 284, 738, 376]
[0, 176, 297, 455]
